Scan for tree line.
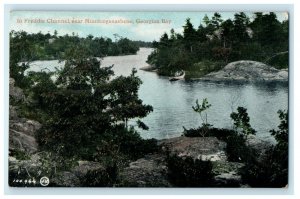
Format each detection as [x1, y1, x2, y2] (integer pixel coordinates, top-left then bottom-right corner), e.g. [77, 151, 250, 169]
[9, 30, 148, 62]
[9, 30, 153, 89]
[147, 12, 289, 77]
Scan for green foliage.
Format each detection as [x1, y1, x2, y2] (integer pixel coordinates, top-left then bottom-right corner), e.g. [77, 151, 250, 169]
[81, 126, 158, 187]
[266, 52, 289, 69]
[185, 60, 225, 79]
[241, 146, 288, 187]
[108, 68, 153, 127]
[136, 119, 149, 130]
[225, 133, 257, 163]
[9, 149, 30, 160]
[148, 12, 289, 78]
[232, 12, 250, 43]
[9, 31, 32, 89]
[192, 98, 212, 137]
[166, 154, 215, 187]
[81, 165, 118, 187]
[10, 30, 139, 62]
[35, 42, 153, 160]
[270, 110, 288, 149]
[230, 107, 256, 138]
[183, 126, 234, 138]
[93, 125, 158, 160]
[242, 109, 288, 187]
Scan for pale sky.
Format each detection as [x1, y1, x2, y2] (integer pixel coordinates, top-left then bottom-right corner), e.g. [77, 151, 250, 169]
[10, 11, 288, 42]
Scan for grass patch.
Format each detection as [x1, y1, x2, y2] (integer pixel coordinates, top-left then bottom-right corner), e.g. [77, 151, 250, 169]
[185, 60, 226, 79]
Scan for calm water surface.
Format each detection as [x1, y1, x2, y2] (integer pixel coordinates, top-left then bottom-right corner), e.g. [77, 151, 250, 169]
[28, 48, 288, 142]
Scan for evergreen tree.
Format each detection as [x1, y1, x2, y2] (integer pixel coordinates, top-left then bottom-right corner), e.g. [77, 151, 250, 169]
[183, 18, 197, 52]
[233, 12, 250, 43]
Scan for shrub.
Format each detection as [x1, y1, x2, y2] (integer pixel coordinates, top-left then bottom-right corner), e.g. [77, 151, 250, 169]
[185, 60, 225, 79]
[225, 133, 257, 162]
[183, 126, 234, 139]
[266, 52, 288, 69]
[81, 164, 118, 187]
[166, 154, 215, 187]
[230, 107, 256, 139]
[92, 125, 158, 161]
[241, 110, 288, 187]
[191, 98, 212, 137]
[241, 146, 288, 187]
[9, 149, 30, 160]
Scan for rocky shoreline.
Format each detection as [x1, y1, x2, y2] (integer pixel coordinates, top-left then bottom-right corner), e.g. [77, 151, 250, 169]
[141, 60, 288, 82]
[196, 60, 288, 82]
[8, 77, 273, 187]
[139, 65, 157, 72]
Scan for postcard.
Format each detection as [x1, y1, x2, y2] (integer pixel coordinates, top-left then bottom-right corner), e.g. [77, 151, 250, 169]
[9, 11, 289, 188]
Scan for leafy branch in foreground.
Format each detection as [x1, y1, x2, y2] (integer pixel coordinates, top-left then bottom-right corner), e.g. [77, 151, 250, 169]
[242, 109, 288, 187]
[230, 107, 256, 139]
[270, 109, 288, 149]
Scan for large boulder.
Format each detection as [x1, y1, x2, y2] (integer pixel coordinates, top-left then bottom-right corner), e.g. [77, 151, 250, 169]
[9, 115, 41, 154]
[9, 154, 51, 187]
[51, 172, 81, 187]
[10, 120, 42, 137]
[119, 136, 245, 187]
[71, 161, 105, 179]
[202, 60, 288, 81]
[119, 154, 171, 187]
[159, 136, 227, 161]
[9, 129, 38, 154]
[158, 136, 244, 187]
[9, 78, 25, 102]
[212, 161, 244, 187]
[9, 105, 19, 120]
[9, 153, 105, 187]
[52, 160, 105, 187]
[9, 78, 41, 154]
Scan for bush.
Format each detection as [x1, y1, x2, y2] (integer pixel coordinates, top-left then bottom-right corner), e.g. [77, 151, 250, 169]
[91, 125, 158, 161]
[230, 107, 256, 139]
[9, 149, 30, 160]
[242, 110, 288, 187]
[81, 164, 118, 187]
[183, 126, 234, 138]
[225, 133, 256, 162]
[266, 52, 288, 69]
[185, 60, 225, 79]
[166, 154, 215, 187]
[241, 146, 288, 187]
[108, 126, 158, 159]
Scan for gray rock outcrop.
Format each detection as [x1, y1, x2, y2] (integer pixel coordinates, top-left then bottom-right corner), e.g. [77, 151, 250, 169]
[159, 136, 227, 161]
[52, 161, 105, 187]
[119, 154, 171, 187]
[9, 78, 25, 102]
[119, 136, 244, 187]
[9, 78, 41, 154]
[201, 60, 288, 81]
